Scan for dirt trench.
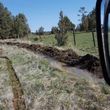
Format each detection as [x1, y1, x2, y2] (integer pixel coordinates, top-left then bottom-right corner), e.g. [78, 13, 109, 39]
[0, 41, 102, 78]
[0, 56, 26, 110]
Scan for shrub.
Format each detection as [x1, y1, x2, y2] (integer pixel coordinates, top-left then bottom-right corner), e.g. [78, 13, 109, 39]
[55, 31, 68, 46]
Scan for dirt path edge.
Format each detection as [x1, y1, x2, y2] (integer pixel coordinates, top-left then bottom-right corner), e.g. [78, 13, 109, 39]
[0, 56, 26, 110]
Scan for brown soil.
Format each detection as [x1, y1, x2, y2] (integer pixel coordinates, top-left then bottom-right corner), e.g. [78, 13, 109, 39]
[0, 41, 103, 78]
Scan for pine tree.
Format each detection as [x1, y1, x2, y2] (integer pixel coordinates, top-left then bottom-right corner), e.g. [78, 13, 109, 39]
[0, 3, 13, 39]
[14, 13, 30, 38]
[0, 2, 30, 39]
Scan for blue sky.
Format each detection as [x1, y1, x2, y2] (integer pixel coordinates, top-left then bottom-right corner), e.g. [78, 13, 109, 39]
[0, 0, 96, 32]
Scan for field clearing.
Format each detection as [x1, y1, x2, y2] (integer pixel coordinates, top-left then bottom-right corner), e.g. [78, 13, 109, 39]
[1, 1, 109, 110]
[27, 32, 98, 57]
[0, 44, 110, 110]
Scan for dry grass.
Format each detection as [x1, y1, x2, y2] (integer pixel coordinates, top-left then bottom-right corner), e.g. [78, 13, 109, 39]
[0, 44, 110, 110]
[0, 58, 14, 110]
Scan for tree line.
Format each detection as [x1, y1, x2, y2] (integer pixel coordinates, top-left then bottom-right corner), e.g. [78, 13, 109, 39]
[51, 8, 96, 46]
[0, 2, 30, 39]
[35, 8, 96, 46]
[0, 2, 96, 47]
[77, 7, 96, 31]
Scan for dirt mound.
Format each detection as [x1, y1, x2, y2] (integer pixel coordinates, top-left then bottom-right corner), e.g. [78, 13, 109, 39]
[0, 41, 103, 78]
[74, 54, 102, 78]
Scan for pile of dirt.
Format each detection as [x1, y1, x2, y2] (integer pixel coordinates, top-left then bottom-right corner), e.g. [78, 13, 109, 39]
[74, 54, 102, 78]
[0, 41, 103, 78]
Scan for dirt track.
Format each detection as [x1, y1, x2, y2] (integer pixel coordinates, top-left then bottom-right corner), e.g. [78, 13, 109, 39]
[0, 56, 26, 110]
[0, 41, 102, 78]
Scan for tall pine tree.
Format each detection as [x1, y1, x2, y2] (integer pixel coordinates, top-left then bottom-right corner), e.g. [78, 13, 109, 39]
[0, 2, 30, 39]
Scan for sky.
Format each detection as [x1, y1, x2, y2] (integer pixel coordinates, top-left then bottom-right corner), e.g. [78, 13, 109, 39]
[0, 0, 96, 32]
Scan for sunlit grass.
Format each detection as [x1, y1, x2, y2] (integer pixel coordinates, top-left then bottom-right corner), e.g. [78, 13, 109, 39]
[0, 58, 13, 110]
[1, 45, 110, 110]
[27, 32, 98, 56]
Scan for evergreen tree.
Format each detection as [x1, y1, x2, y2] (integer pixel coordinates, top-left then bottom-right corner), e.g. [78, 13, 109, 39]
[77, 7, 88, 31]
[55, 11, 68, 46]
[38, 26, 44, 35]
[0, 3, 13, 39]
[51, 27, 58, 34]
[14, 13, 30, 38]
[0, 2, 30, 39]
[77, 7, 96, 31]
[37, 26, 44, 39]
[54, 11, 75, 46]
[88, 8, 96, 30]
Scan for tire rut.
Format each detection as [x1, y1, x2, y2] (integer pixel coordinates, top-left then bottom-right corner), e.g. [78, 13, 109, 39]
[0, 56, 26, 110]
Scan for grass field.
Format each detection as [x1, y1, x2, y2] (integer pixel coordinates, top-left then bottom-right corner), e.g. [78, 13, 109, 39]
[27, 32, 98, 56]
[1, 44, 110, 110]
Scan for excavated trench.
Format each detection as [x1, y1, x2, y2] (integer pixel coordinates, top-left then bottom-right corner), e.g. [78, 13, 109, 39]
[0, 41, 103, 78]
[0, 56, 26, 110]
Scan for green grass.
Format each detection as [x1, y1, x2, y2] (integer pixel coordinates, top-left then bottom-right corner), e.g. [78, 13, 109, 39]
[28, 34, 57, 46]
[67, 32, 98, 56]
[2, 43, 110, 110]
[27, 32, 98, 56]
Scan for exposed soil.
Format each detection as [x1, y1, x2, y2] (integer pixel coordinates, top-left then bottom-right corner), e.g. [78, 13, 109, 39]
[0, 56, 26, 110]
[0, 41, 103, 78]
